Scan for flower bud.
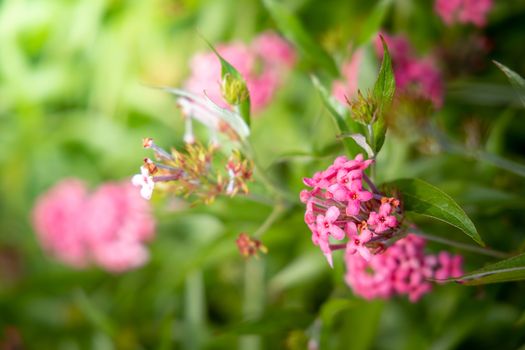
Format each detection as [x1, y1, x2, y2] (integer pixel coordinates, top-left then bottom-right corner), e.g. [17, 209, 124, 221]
[221, 73, 249, 106]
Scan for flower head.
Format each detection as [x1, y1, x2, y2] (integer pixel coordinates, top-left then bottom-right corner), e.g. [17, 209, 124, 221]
[300, 154, 403, 267]
[32, 179, 156, 273]
[345, 234, 463, 302]
[435, 0, 492, 27]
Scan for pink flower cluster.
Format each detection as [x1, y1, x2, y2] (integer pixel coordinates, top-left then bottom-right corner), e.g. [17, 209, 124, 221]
[435, 0, 492, 27]
[375, 33, 444, 108]
[300, 154, 403, 267]
[184, 31, 296, 113]
[32, 179, 156, 273]
[345, 234, 463, 302]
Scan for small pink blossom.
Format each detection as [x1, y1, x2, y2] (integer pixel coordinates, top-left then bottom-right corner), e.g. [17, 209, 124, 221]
[435, 0, 493, 27]
[32, 179, 156, 273]
[367, 203, 398, 233]
[316, 206, 345, 241]
[345, 222, 372, 261]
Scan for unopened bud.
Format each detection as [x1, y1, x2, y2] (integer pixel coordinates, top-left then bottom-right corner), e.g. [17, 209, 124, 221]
[221, 73, 249, 106]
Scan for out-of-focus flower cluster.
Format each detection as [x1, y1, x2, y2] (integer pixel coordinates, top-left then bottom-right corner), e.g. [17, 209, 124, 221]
[32, 179, 155, 273]
[435, 0, 493, 27]
[345, 234, 463, 302]
[376, 33, 444, 108]
[332, 33, 443, 109]
[300, 154, 404, 267]
[236, 233, 268, 259]
[133, 138, 253, 204]
[184, 31, 296, 113]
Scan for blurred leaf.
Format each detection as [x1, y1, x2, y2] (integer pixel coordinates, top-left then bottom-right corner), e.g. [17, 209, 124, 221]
[446, 252, 525, 285]
[311, 75, 361, 156]
[225, 309, 314, 335]
[357, 0, 393, 45]
[447, 82, 524, 107]
[493, 60, 525, 107]
[371, 36, 395, 154]
[269, 252, 326, 293]
[263, 0, 339, 77]
[74, 289, 116, 337]
[161, 87, 250, 139]
[383, 178, 483, 246]
[205, 39, 252, 126]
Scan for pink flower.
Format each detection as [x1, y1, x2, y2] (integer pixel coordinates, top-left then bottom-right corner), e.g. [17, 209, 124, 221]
[316, 206, 345, 240]
[367, 203, 398, 233]
[32, 179, 156, 273]
[345, 181, 373, 216]
[345, 234, 464, 302]
[252, 32, 296, 68]
[345, 222, 372, 260]
[435, 0, 492, 27]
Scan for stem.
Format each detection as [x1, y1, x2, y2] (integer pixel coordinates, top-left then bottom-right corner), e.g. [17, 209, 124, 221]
[239, 258, 265, 350]
[184, 270, 206, 350]
[329, 243, 346, 251]
[414, 232, 510, 259]
[242, 141, 297, 203]
[363, 174, 380, 194]
[253, 203, 286, 239]
[367, 123, 376, 181]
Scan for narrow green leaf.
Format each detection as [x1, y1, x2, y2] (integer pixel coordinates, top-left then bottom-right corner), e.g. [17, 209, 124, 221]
[383, 178, 484, 246]
[338, 133, 375, 158]
[357, 0, 393, 46]
[493, 60, 525, 107]
[371, 36, 395, 154]
[263, 0, 339, 77]
[445, 252, 525, 285]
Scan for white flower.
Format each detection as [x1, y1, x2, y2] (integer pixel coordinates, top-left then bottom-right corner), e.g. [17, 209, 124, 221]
[131, 166, 155, 200]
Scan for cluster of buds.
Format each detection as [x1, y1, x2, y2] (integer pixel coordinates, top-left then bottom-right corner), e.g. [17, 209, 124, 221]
[132, 138, 253, 204]
[236, 233, 268, 259]
[345, 234, 463, 302]
[300, 154, 403, 267]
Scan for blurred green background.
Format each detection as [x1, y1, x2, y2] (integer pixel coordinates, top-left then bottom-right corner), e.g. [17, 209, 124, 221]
[1, 0, 525, 349]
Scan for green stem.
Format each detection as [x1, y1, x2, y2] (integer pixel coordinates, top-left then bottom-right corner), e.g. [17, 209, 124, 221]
[414, 232, 510, 259]
[253, 203, 286, 239]
[239, 258, 265, 350]
[184, 270, 206, 350]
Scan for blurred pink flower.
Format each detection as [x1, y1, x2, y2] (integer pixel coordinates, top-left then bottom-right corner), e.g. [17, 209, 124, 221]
[184, 31, 296, 113]
[32, 179, 156, 273]
[375, 33, 444, 108]
[345, 234, 463, 302]
[435, 0, 493, 27]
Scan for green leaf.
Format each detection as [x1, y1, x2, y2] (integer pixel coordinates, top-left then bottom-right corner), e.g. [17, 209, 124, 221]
[311, 75, 361, 156]
[357, 0, 393, 46]
[493, 60, 525, 107]
[371, 35, 395, 154]
[383, 178, 483, 246]
[445, 252, 525, 285]
[204, 40, 252, 126]
[263, 0, 339, 77]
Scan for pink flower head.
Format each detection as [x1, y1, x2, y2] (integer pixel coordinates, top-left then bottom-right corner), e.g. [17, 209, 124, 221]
[367, 203, 398, 233]
[435, 0, 493, 27]
[252, 31, 296, 68]
[32, 179, 156, 273]
[301, 154, 403, 267]
[345, 233, 464, 302]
